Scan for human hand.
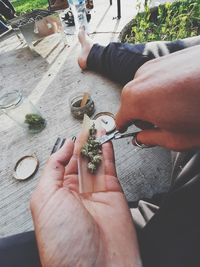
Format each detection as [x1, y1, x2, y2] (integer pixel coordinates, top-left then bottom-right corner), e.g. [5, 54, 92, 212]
[30, 140, 141, 267]
[115, 45, 200, 151]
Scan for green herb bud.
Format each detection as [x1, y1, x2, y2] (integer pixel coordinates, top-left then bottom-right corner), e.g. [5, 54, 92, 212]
[88, 162, 97, 173]
[92, 155, 102, 164]
[81, 123, 102, 174]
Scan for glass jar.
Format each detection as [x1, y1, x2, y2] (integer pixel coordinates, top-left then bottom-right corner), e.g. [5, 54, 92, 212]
[0, 90, 46, 133]
[70, 92, 95, 120]
[69, 0, 88, 33]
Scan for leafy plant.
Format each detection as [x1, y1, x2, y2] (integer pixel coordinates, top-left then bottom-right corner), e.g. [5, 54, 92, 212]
[122, 0, 200, 44]
[12, 0, 48, 15]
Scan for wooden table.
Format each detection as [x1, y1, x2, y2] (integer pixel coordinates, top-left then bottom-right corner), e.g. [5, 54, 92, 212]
[0, 4, 171, 237]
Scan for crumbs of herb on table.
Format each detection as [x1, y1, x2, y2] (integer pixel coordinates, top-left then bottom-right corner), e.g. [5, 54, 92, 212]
[81, 123, 102, 174]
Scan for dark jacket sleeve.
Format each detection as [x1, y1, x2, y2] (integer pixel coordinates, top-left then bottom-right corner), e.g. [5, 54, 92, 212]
[139, 151, 200, 267]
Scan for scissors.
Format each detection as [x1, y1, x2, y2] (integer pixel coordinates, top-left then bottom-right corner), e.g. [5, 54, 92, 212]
[97, 130, 140, 145]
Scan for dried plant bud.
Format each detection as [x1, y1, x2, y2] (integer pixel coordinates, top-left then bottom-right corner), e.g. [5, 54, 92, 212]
[81, 123, 102, 174]
[81, 148, 88, 157]
[92, 155, 102, 164]
[24, 113, 46, 131]
[88, 162, 97, 174]
[87, 151, 94, 159]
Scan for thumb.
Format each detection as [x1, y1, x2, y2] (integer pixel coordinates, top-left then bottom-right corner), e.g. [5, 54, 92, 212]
[30, 139, 74, 217]
[115, 85, 140, 131]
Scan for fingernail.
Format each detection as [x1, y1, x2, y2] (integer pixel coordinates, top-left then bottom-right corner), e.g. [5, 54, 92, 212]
[50, 137, 61, 155]
[72, 136, 76, 142]
[60, 138, 66, 148]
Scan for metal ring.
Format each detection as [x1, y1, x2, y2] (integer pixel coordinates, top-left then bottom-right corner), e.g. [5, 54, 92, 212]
[133, 135, 150, 149]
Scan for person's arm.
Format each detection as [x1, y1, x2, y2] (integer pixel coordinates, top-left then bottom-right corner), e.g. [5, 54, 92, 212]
[30, 139, 142, 267]
[115, 45, 200, 151]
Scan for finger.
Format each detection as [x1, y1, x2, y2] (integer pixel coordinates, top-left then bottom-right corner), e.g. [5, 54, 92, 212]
[65, 155, 78, 176]
[102, 142, 123, 192]
[115, 83, 141, 131]
[30, 140, 74, 217]
[133, 120, 155, 130]
[102, 141, 117, 177]
[115, 105, 133, 132]
[133, 129, 162, 147]
[41, 139, 74, 186]
[73, 132, 87, 156]
[133, 129, 200, 151]
[66, 132, 86, 176]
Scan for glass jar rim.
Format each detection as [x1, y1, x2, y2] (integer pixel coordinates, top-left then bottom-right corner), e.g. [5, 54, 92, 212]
[70, 92, 92, 110]
[0, 90, 22, 109]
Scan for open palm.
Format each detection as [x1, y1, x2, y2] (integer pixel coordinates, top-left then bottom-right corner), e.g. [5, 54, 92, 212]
[30, 140, 141, 267]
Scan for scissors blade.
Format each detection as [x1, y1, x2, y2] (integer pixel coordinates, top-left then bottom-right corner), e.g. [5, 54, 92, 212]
[114, 131, 140, 140]
[97, 131, 118, 145]
[97, 131, 140, 145]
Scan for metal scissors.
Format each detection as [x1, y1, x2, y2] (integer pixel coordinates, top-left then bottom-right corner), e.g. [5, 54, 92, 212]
[97, 130, 140, 145]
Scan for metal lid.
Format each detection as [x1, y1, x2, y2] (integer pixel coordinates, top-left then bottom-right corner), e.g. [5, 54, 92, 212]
[93, 112, 116, 133]
[13, 155, 39, 180]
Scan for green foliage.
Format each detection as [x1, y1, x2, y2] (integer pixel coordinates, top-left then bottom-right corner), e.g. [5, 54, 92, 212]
[123, 0, 200, 44]
[12, 0, 48, 15]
